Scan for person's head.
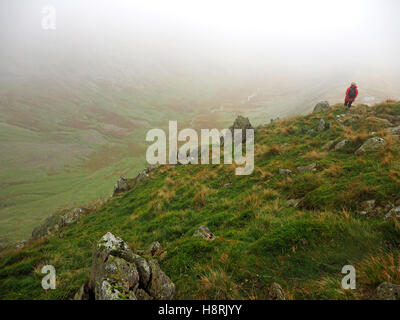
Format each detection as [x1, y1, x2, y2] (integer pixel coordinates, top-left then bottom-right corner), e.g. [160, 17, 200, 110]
[351, 82, 357, 87]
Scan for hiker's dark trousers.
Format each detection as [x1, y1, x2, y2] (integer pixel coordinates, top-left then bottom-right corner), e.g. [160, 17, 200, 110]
[344, 101, 353, 108]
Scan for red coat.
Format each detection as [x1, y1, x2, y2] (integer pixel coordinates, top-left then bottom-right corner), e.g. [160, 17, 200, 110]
[345, 86, 358, 102]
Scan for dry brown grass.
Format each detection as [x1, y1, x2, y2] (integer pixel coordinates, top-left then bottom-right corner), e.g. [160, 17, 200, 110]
[324, 164, 343, 178]
[304, 150, 327, 161]
[193, 185, 212, 208]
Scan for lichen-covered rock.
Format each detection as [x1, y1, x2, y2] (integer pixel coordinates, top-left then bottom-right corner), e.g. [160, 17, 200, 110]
[334, 140, 349, 151]
[90, 233, 139, 300]
[147, 259, 175, 300]
[355, 137, 386, 155]
[132, 254, 152, 288]
[269, 282, 287, 300]
[296, 163, 317, 173]
[193, 226, 215, 240]
[313, 101, 330, 113]
[377, 282, 400, 300]
[87, 233, 175, 300]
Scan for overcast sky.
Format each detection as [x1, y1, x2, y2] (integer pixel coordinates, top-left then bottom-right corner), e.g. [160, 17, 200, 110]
[1, 0, 400, 83]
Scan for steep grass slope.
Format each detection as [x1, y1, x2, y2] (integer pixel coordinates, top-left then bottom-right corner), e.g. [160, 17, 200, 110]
[0, 101, 400, 300]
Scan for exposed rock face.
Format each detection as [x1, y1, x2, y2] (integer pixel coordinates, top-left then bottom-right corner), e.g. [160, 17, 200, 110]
[79, 232, 175, 300]
[334, 140, 349, 151]
[384, 207, 400, 220]
[313, 101, 330, 113]
[377, 282, 400, 300]
[355, 137, 386, 155]
[228, 115, 254, 144]
[297, 163, 317, 173]
[269, 282, 287, 300]
[113, 175, 130, 195]
[279, 168, 292, 175]
[31, 207, 91, 240]
[193, 226, 215, 240]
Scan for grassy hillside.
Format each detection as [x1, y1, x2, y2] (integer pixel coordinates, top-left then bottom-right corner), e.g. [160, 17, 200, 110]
[1, 101, 400, 300]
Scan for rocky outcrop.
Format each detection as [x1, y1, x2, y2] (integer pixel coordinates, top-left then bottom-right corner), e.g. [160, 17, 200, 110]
[354, 137, 386, 155]
[32, 207, 88, 240]
[376, 282, 400, 300]
[193, 226, 215, 240]
[227, 115, 254, 144]
[76, 232, 175, 300]
[313, 101, 330, 113]
[112, 166, 158, 196]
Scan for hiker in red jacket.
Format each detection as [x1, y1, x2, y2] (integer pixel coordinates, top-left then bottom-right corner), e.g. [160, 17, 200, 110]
[344, 82, 358, 109]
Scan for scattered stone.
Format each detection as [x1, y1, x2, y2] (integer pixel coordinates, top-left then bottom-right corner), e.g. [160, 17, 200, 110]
[296, 163, 317, 173]
[377, 282, 400, 300]
[287, 199, 301, 208]
[354, 137, 386, 155]
[279, 168, 292, 175]
[313, 101, 330, 113]
[193, 226, 215, 240]
[269, 282, 287, 300]
[384, 207, 400, 220]
[224, 182, 233, 188]
[136, 170, 149, 183]
[334, 140, 350, 151]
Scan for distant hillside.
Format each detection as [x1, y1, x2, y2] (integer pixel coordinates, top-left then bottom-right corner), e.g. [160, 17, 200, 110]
[1, 101, 400, 300]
